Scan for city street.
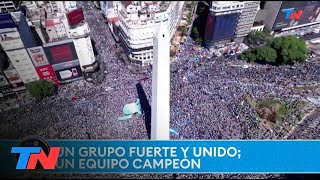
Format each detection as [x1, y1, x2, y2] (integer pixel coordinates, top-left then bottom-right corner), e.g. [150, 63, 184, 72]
[286, 108, 320, 139]
[0, 0, 319, 143]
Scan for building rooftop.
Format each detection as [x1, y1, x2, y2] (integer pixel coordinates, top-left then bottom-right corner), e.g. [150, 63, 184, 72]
[159, 1, 170, 12]
[119, 1, 171, 23]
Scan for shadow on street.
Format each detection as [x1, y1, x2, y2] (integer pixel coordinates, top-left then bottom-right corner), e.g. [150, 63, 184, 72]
[136, 83, 152, 139]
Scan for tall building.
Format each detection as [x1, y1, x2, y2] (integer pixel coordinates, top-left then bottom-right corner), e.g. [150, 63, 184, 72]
[0, 12, 40, 84]
[259, 1, 320, 34]
[204, 1, 244, 48]
[0, 1, 19, 13]
[0, 12, 40, 98]
[204, 1, 262, 48]
[151, 22, 170, 140]
[108, 1, 185, 73]
[234, 1, 260, 42]
[100, 1, 121, 42]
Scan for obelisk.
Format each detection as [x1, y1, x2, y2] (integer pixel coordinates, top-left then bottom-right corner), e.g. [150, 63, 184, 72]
[151, 22, 170, 140]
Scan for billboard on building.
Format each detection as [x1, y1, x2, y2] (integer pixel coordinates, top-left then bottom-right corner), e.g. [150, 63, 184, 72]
[204, 13, 216, 43]
[36, 65, 60, 86]
[0, 13, 16, 29]
[273, 1, 320, 30]
[5, 49, 40, 83]
[211, 13, 239, 42]
[55, 66, 82, 82]
[43, 40, 78, 65]
[3, 69, 22, 84]
[27, 46, 50, 67]
[66, 8, 85, 27]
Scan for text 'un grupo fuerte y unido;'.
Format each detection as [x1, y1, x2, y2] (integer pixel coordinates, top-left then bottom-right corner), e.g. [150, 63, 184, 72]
[56, 146, 242, 170]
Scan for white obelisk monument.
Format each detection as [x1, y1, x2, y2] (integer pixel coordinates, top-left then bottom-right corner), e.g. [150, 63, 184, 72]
[151, 22, 170, 140]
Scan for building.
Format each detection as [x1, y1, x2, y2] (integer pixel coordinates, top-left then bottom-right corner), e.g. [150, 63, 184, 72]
[23, 1, 104, 84]
[0, 12, 40, 98]
[0, 12, 40, 85]
[0, 1, 20, 13]
[204, 1, 244, 48]
[106, 1, 185, 73]
[251, 21, 264, 32]
[204, 1, 262, 48]
[100, 1, 121, 42]
[204, 1, 245, 48]
[258, 1, 320, 34]
[234, 1, 260, 42]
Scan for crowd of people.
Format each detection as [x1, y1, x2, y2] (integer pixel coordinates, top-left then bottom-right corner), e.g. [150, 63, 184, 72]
[139, 35, 320, 141]
[0, 1, 319, 179]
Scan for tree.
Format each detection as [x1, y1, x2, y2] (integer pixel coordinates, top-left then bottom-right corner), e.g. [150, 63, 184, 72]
[192, 27, 200, 38]
[195, 37, 203, 45]
[180, 26, 188, 36]
[187, 11, 193, 23]
[240, 50, 257, 62]
[247, 29, 273, 47]
[270, 35, 307, 64]
[27, 80, 56, 99]
[256, 46, 277, 63]
[198, 7, 206, 14]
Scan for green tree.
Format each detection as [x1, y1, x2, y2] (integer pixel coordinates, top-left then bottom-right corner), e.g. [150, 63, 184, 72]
[27, 80, 56, 99]
[180, 26, 188, 36]
[198, 7, 205, 14]
[270, 35, 307, 64]
[192, 27, 200, 38]
[256, 46, 277, 63]
[187, 11, 193, 23]
[247, 29, 273, 47]
[240, 50, 257, 62]
[195, 37, 203, 45]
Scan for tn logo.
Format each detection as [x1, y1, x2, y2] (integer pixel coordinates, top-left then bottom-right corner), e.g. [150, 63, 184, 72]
[282, 9, 303, 20]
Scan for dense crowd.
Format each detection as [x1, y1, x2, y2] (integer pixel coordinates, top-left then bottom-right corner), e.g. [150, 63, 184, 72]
[0, 1, 319, 179]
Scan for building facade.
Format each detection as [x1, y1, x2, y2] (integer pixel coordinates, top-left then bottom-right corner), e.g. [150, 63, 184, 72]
[106, 1, 185, 73]
[234, 1, 260, 42]
[0, 1, 19, 13]
[23, 1, 103, 84]
[0, 12, 40, 98]
[204, 1, 244, 48]
[204, 1, 262, 48]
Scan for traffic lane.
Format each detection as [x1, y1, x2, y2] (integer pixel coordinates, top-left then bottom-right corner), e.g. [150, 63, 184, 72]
[300, 32, 320, 40]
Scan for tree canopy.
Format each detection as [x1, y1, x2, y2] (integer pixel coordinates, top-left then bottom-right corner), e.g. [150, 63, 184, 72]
[192, 27, 200, 38]
[241, 34, 307, 65]
[256, 46, 277, 63]
[240, 50, 256, 62]
[27, 80, 56, 99]
[270, 35, 307, 64]
[180, 26, 188, 36]
[247, 29, 273, 47]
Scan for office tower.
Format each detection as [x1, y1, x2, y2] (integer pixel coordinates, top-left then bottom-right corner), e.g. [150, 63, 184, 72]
[204, 1, 244, 48]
